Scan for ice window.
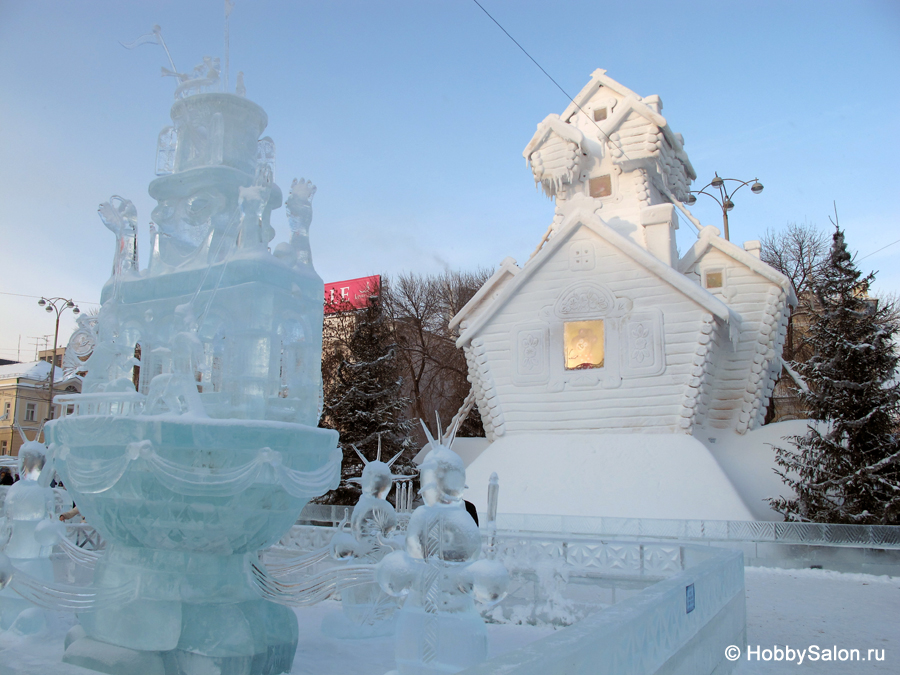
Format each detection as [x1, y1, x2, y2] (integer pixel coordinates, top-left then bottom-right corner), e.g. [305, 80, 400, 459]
[25, 403, 36, 421]
[593, 107, 607, 122]
[564, 320, 605, 370]
[705, 270, 724, 289]
[589, 175, 612, 198]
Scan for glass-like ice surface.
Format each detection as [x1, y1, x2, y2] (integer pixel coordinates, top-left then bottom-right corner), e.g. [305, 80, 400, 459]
[41, 68, 340, 675]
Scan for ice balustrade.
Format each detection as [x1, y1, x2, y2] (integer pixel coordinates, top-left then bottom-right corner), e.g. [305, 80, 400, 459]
[268, 526, 745, 675]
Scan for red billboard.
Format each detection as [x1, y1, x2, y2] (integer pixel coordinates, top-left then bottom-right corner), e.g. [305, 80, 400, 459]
[324, 275, 381, 313]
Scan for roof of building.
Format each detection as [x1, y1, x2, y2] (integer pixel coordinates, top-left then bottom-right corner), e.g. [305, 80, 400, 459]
[678, 225, 799, 305]
[0, 360, 64, 382]
[528, 69, 695, 179]
[453, 197, 739, 347]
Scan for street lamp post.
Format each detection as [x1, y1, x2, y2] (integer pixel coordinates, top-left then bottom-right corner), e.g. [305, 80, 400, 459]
[37, 297, 80, 421]
[685, 174, 764, 241]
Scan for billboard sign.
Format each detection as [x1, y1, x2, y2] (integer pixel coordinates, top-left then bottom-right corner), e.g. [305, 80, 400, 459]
[324, 275, 381, 313]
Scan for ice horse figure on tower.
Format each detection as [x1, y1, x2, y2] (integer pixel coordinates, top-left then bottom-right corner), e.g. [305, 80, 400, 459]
[376, 416, 509, 675]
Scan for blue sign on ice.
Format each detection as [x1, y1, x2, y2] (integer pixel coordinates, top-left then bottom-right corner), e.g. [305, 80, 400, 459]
[686, 583, 695, 613]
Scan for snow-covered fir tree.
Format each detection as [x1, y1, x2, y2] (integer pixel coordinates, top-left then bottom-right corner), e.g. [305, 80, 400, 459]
[770, 227, 900, 524]
[318, 291, 415, 504]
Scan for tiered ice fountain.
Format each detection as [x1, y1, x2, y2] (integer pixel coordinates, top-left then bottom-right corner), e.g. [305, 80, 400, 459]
[45, 60, 340, 675]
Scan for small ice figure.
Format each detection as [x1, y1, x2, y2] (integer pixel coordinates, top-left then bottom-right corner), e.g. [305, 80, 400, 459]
[325, 438, 410, 638]
[376, 417, 508, 675]
[98, 196, 139, 281]
[278, 178, 316, 267]
[0, 424, 60, 633]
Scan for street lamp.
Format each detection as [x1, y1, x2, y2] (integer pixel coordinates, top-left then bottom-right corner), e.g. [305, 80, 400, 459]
[36, 297, 80, 421]
[685, 173, 764, 241]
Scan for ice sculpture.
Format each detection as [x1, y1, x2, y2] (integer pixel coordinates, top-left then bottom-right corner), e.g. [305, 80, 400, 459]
[324, 438, 409, 638]
[0, 424, 56, 632]
[376, 419, 509, 675]
[45, 62, 340, 675]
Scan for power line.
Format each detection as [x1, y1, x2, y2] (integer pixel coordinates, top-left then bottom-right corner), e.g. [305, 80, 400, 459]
[858, 237, 900, 262]
[0, 291, 99, 306]
[470, 0, 623, 153]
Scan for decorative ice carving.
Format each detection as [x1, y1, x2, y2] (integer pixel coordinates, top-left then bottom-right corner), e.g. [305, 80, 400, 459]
[45, 68, 339, 674]
[98, 196, 139, 282]
[155, 126, 177, 175]
[284, 177, 316, 267]
[375, 417, 508, 675]
[324, 438, 410, 638]
[256, 136, 276, 184]
[0, 424, 57, 632]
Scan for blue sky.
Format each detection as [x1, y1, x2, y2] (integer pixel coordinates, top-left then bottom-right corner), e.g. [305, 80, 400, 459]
[1, 1, 898, 361]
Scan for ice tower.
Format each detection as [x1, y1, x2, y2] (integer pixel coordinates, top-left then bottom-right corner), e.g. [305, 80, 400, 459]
[46, 66, 340, 675]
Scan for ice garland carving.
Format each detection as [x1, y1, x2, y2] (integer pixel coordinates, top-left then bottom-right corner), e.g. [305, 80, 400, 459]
[52, 441, 341, 499]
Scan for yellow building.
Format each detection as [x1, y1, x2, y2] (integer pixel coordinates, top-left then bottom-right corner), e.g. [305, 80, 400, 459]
[0, 361, 80, 456]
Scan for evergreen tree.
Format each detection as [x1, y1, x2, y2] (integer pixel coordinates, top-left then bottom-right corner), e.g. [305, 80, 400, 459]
[318, 291, 415, 504]
[770, 227, 900, 524]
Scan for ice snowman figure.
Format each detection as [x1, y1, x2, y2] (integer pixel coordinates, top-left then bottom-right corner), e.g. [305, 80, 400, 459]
[376, 419, 508, 675]
[324, 437, 409, 638]
[0, 424, 61, 632]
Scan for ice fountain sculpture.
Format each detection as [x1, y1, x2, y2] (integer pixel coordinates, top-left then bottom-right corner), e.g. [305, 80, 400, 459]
[45, 70, 341, 675]
[0, 424, 59, 633]
[376, 419, 509, 675]
[323, 437, 410, 638]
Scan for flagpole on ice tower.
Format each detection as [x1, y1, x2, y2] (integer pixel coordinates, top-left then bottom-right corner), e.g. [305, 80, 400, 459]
[224, 0, 235, 92]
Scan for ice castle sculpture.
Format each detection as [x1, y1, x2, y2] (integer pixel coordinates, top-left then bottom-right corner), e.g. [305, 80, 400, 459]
[376, 420, 508, 675]
[45, 61, 341, 675]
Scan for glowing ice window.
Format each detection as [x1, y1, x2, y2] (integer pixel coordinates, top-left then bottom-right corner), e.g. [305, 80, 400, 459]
[564, 320, 605, 370]
[705, 270, 724, 289]
[589, 175, 612, 198]
[593, 107, 608, 122]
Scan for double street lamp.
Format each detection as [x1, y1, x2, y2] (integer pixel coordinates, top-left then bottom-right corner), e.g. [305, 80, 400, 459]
[37, 297, 80, 421]
[685, 174, 764, 241]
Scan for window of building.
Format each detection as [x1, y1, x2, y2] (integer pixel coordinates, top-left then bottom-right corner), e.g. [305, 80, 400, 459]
[589, 175, 612, 198]
[3, 401, 9, 418]
[593, 107, 608, 122]
[705, 270, 724, 289]
[1, 440, 7, 454]
[25, 403, 36, 421]
[564, 320, 605, 370]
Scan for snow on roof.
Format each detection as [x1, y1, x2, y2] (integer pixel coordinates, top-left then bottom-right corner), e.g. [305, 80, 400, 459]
[455, 198, 738, 347]
[678, 225, 799, 305]
[0, 360, 63, 382]
[522, 113, 591, 160]
[449, 256, 520, 331]
[542, 69, 695, 180]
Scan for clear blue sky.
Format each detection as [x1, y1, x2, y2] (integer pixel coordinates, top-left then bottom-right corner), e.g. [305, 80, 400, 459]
[1, 0, 898, 361]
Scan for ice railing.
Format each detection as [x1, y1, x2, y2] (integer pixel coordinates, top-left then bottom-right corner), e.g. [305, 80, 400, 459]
[55, 392, 145, 418]
[488, 513, 900, 549]
[296, 504, 900, 549]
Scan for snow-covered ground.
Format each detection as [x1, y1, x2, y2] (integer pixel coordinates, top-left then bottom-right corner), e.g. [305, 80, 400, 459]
[737, 567, 900, 674]
[0, 567, 896, 674]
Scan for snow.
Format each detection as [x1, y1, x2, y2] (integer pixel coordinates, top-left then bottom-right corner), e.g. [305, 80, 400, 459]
[736, 567, 900, 674]
[1, 568, 895, 674]
[0, 361, 64, 383]
[463, 432, 755, 521]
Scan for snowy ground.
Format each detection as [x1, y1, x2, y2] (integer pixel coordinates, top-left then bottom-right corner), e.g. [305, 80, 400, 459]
[0, 567, 897, 674]
[736, 567, 900, 674]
